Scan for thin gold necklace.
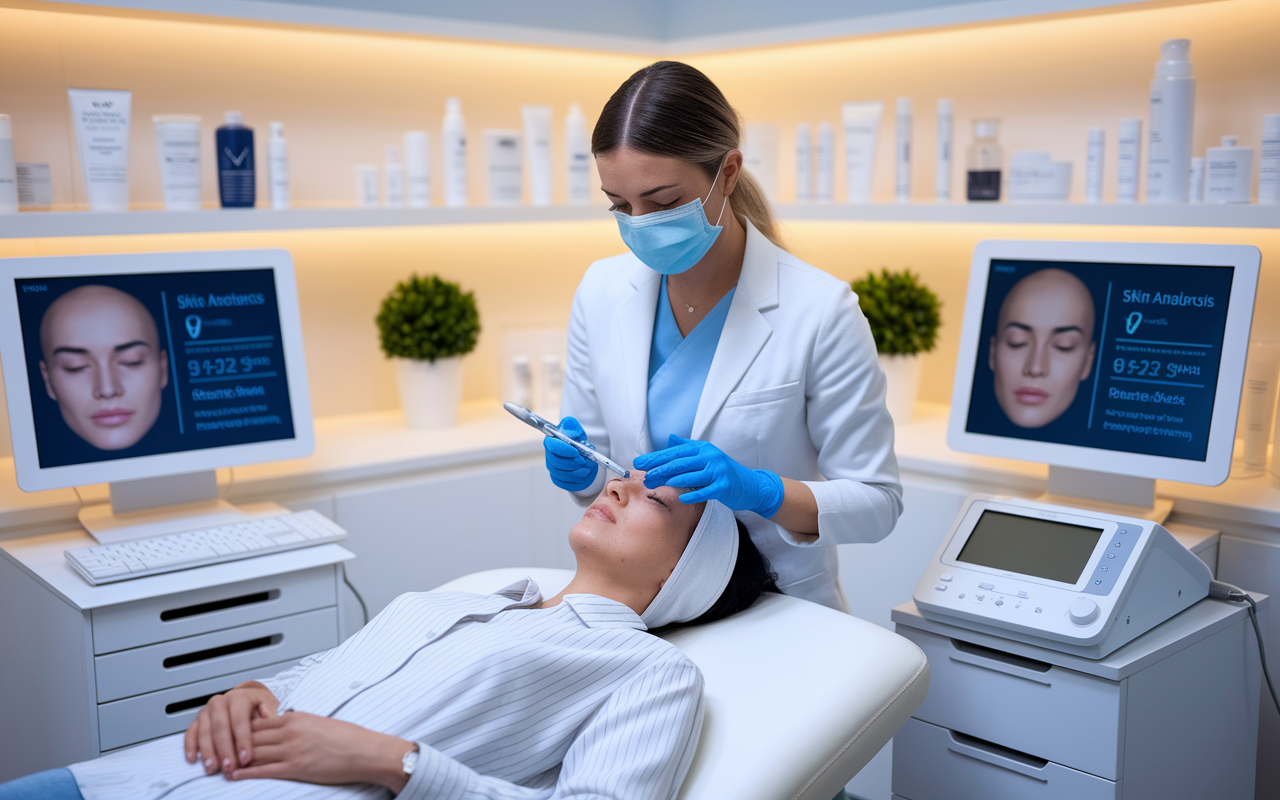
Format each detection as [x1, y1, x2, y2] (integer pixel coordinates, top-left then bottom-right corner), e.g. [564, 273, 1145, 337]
[669, 281, 731, 314]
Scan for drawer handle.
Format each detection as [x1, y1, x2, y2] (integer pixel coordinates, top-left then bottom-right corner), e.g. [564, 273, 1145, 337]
[161, 590, 280, 621]
[947, 731, 1049, 781]
[950, 640, 1053, 686]
[166, 692, 219, 715]
[163, 634, 283, 668]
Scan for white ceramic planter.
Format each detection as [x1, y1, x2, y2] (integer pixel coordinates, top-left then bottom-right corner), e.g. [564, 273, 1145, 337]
[394, 356, 463, 429]
[878, 353, 923, 424]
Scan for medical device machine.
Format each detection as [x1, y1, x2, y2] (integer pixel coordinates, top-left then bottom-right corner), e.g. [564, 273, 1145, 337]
[0, 250, 318, 551]
[913, 494, 1210, 658]
[947, 240, 1259, 518]
[504, 401, 631, 478]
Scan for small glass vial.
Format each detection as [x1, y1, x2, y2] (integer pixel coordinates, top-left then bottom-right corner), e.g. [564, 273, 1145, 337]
[966, 119, 1003, 201]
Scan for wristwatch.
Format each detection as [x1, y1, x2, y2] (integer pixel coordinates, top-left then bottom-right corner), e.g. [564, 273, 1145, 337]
[401, 745, 420, 777]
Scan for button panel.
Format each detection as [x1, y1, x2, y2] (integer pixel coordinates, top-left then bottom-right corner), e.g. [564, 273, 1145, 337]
[1083, 524, 1143, 596]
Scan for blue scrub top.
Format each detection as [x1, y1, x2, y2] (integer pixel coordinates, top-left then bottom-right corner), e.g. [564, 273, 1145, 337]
[647, 276, 736, 452]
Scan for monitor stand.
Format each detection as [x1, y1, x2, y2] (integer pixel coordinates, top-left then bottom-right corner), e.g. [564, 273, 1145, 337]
[1038, 465, 1173, 523]
[78, 470, 287, 545]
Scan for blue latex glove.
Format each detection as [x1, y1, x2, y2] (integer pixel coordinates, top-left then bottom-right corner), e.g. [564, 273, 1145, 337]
[543, 416, 599, 492]
[634, 434, 785, 518]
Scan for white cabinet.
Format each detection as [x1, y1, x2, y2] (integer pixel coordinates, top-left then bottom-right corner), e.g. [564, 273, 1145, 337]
[891, 599, 1261, 800]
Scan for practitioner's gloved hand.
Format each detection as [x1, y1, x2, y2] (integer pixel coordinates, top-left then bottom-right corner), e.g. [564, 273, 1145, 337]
[543, 416, 598, 492]
[634, 434, 785, 518]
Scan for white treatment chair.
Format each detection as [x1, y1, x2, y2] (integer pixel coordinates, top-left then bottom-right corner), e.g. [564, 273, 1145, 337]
[434, 568, 930, 800]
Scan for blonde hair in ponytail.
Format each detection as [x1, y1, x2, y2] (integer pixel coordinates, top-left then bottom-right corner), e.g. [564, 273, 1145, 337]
[592, 61, 784, 249]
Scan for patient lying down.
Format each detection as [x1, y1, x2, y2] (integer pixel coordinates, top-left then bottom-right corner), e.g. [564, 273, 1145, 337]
[6, 474, 776, 800]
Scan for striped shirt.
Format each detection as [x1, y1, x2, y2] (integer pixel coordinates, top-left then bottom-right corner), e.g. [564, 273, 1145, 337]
[68, 580, 705, 800]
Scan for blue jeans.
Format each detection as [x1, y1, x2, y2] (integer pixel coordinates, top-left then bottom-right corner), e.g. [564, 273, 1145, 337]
[0, 768, 83, 800]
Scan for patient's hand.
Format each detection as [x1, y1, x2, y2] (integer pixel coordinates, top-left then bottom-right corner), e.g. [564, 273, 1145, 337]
[184, 681, 279, 776]
[229, 712, 414, 793]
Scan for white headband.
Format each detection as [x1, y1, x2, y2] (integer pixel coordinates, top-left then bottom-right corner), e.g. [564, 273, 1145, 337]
[641, 499, 739, 630]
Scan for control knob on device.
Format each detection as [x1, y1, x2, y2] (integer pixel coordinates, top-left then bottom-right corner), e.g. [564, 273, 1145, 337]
[1069, 597, 1100, 626]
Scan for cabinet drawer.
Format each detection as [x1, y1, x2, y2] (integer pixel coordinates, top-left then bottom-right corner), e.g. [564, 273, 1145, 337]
[897, 626, 1122, 779]
[892, 718, 1118, 800]
[96, 607, 337, 702]
[98, 658, 298, 752]
[92, 566, 337, 655]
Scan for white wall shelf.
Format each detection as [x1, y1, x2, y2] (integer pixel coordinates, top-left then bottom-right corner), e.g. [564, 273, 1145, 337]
[3, 201, 1275, 239]
[0, 206, 608, 239]
[775, 202, 1280, 229]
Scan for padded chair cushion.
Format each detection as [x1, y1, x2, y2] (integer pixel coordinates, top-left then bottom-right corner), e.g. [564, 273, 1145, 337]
[433, 568, 929, 800]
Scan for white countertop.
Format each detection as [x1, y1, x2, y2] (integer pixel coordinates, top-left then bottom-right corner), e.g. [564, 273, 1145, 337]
[1, 400, 1276, 537]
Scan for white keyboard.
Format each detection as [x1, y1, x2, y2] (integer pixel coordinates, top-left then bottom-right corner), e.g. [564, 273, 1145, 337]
[65, 510, 348, 586]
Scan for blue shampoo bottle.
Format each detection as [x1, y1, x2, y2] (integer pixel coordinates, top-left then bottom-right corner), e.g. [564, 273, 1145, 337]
[216, 111, 255, 208]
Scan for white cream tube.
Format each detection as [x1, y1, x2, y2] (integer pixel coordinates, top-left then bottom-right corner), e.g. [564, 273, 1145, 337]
[153, 115, 201, 211]
[895, 97, 912, 203]
[842, 101, 883, 203]
[816, 121, 835, 202]
[484, 129, 522, 207]
[68, 89, 132, 212]
[1240, 341, 1280, 475]
[521, 105, 553, 207]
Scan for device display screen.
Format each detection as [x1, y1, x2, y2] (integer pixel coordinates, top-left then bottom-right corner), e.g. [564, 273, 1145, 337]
[956, 510, 1104, 584]
[964, 258, 1233, 462]
[13, 269, 295, 468]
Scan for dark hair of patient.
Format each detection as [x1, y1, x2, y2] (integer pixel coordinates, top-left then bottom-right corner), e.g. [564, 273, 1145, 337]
[672, 520, 779, 631]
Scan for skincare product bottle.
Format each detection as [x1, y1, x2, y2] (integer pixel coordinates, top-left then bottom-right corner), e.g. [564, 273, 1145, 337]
[356, 164, 378, 208]
[842, 101, 884, 203]
[1085, 126, 1105, 203]
[1189, 157, 1206, 203]
[816, 122, 835, 202]
[1205, 135, 1254, 204]
[936, 99, 953, 202]
[522, 105, 553, 207]
[384, 144, 405, 208]
[795, 123, 813, 203]
[540, 354, 564, 418]
[895, 98, 912, 202]
[1117, 118, 1143, 204]
[966, 119, 1002, 201]
[216, 111, 255, 208]
[67, 89, 132, 212]
[1237, 341, 1280, 477]
[0, 115, 18, 214]
[484, 129, 522, 207]
[511, 354, 533, 410]
[442, 98, 468, 207]
[565, 104, 591, 206]
[404, 131, 431, 208]
[268, 121, 289, 209]
[152, 115, 202, 211]
[16, 163, 52, 209]
[1259, 114, 1280, 205]
[1146, 39, 1196, 204]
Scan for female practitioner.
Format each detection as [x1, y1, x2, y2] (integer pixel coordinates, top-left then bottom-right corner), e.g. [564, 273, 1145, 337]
[546, 61, 902, 612]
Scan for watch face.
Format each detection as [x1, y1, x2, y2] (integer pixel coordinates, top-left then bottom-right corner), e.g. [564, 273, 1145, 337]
[402, 748, 419, 776]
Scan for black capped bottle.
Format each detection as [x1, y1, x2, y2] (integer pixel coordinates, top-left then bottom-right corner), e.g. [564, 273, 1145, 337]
[217, 111, 255, 208]
[966, 119, 1003, 202]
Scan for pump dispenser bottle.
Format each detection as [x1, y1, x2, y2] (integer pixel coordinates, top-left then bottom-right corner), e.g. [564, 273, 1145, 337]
[1146, 39, 1196, 203]
[216, 111, 255, 208]
[565, 103, 591, 206]
[442, 98, 467, 207]
[268, 121, 289, 209]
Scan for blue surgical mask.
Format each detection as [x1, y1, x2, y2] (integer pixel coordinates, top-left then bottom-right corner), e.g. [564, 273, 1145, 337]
[613, 159, 729, 276]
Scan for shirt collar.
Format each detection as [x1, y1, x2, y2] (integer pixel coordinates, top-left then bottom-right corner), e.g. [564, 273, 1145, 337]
[561, 594, 648, 630]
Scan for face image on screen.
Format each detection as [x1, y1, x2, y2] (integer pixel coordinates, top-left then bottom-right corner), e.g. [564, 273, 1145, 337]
[956, 510, 1104, 585]
[964, 259, 1234, 462]
[13, 269, 296, 469]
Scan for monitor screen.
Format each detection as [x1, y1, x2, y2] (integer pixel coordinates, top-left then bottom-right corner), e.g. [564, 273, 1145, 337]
[956, 510, 1104, 584]
[0, 250, 314, 492]
[947, 241, 1259, 487]
[964, 257, 1232, 462]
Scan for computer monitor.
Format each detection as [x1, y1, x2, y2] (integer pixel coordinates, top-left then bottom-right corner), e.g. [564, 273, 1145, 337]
[0, 249, 314, 540]
[948, 240, 1259, 513]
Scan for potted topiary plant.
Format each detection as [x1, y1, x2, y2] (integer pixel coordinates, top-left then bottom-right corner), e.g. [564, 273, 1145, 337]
[376, 274, 480, 429]
[851, 268, 941, 423]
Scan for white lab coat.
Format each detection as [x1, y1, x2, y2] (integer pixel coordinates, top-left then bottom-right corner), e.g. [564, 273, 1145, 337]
[562, 220, 903, 611]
